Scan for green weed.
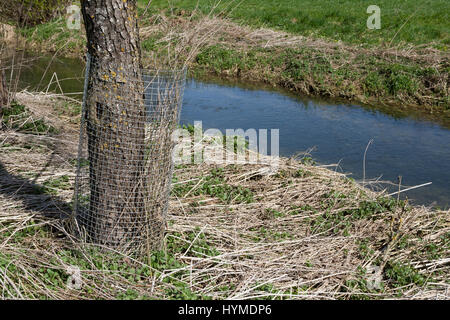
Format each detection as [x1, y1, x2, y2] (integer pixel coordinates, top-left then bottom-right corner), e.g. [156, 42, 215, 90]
[384, 261, 426, 288]
[42, 175, 71, 195]
[1, 102, 57, 134]
[172, 169, 254, 204]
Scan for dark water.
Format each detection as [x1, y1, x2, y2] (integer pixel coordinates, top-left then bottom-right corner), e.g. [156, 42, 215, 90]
[9, 55, 450, 208]
[11, 54, 85, 98]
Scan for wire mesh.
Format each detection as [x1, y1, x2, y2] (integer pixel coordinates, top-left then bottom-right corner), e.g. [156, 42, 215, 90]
[73, 68, 187, 255]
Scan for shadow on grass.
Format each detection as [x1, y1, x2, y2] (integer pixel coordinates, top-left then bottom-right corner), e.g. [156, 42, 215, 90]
[0, 152, 72, 220]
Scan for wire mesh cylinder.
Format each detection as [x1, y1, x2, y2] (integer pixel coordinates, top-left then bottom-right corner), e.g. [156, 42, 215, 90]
[73, 68, 187, 254]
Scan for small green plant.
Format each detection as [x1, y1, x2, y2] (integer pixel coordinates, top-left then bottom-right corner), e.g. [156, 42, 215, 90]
[363, 72, 385, 96]
[1, 102, 57, 134]
[308, 196, 401, 235]
[266, 208, 285, 218]
[70, 158, 89, 168]
[384, 261, 426, 288]
[342, 266, 385, 300]
[196, 45, 245, 74]
[172, 169, 254, 204]
[167, 228, 221, 258]
[181, 123, 196, 135]
[250, 226, 293, 242]
[42, 175, 71, 195]
[54, 101, 81, 118]
[357, 239, 375, 259]
[141, 38, 158, 52]
[295, 168, 312, 178]
[300, 156, 316, 166]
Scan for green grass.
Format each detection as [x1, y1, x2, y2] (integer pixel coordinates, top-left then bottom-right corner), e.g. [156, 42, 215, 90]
[13, 1, 448, 111]
[172, 168, 254, 204]
[0, 216, 217, 299]
[194, 44, 449, 109]
[384, 261, 427, 288]
[1, 102, 58, 134]
[305, 194, 403, 236]
[19, 17, 84, 51]
[41, 175, 71, 195]
[249, 226, 294, 242]
[52, 101, 82, 119]
[140, 0, 450, 49]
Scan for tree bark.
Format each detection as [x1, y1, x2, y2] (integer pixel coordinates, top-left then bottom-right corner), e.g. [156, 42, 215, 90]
[81, 0, 155, 250]
[0, 68, 8, 109]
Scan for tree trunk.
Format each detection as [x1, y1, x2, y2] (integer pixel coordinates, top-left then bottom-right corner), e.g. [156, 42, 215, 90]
[81, 0, 155, 250]
[0, 68, 8, 109]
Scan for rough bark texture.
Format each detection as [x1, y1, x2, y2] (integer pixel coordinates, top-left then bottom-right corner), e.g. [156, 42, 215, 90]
[81, 0, 157, 250]
[0, 69, 8, 108]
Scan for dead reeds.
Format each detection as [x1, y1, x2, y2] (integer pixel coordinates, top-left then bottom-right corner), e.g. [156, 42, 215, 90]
[0, 92, 448, 300]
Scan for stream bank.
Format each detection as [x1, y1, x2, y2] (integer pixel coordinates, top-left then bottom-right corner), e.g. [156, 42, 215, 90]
[0, 92, 448, 299]
[4, 13, 449, 114]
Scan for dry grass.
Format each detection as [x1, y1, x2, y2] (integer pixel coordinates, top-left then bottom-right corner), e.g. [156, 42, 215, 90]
[6, 9, 449, 110]
[0, 23, 17, 44]
[0, 92, 448, 299]
[139, 15, 449, 110]
[167, 160, 449, 299]
[140, 15, 448, 67]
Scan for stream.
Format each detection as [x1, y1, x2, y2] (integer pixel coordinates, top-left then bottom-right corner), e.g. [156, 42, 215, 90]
[9, 54, 450, 208]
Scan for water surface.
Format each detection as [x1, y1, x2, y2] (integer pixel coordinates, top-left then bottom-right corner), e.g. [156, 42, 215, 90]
[181, 78, 450, 207]
[9, 55, 450, 207]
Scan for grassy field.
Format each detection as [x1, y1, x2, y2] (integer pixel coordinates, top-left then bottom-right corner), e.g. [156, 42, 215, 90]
[139, 0, 448, 111]
[140, 0, 450, 49]
[5, 0, 450, 112]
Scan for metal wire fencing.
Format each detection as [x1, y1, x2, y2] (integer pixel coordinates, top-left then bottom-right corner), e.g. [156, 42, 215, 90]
[72, 68, 187, 256]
